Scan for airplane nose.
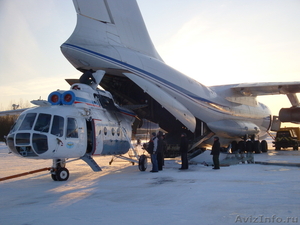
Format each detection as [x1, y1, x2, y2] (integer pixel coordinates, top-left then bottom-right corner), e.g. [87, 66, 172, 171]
[6, 132, 49, 157]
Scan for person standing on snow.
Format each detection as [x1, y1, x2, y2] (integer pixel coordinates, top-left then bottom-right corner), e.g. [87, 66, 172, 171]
[179, 133, 189, 170]
[211, 137, 221, 169]
[148, 132, 158, 172]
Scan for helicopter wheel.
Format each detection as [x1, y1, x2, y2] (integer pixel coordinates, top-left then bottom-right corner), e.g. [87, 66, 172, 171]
[54, 168, 69, 181]
[51, 173, 58, 181]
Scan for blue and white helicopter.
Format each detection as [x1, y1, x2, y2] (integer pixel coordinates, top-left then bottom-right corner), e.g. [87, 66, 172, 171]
[5, 71, 148, 181]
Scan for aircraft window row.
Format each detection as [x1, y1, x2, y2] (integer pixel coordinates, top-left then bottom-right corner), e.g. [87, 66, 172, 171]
[12, 112, 122, 139]
[102, 127, 121, 136]
[13, 113, 77, 138]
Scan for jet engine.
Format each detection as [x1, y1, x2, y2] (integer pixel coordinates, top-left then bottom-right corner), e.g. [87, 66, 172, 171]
[279, 107, 300, 122]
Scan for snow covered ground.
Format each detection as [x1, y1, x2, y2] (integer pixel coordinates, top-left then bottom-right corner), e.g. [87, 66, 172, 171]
[0, 142, 299, 225]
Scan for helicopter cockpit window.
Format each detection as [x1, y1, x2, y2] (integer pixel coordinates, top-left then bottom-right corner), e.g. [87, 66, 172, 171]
[19, 113, 37, 131]
[66, 118, 78, 138]
[10, 113, 25, 133]
[34, 113, 51, 133]
[51, 115, 64, 137]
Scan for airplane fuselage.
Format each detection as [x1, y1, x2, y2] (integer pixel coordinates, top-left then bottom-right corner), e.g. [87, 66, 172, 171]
[61, 42, 272, 143]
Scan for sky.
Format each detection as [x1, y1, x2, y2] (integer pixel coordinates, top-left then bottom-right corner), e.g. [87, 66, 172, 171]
[0, 0, 300, 117]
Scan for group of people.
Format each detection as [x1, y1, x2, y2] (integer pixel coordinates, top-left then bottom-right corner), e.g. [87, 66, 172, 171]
[178, 134, 220, 170]
[148, 132, 221, 172]
[147, 132, 166, 172]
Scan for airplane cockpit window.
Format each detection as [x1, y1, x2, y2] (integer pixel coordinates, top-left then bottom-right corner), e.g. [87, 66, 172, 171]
[112, 128, 115, 136]
[104, 127, 107, 135]
[34, 113, 51, 133]
[19, 113, 37, 131]
[51, 115, 64, 137]
[66, 118, 78, 138]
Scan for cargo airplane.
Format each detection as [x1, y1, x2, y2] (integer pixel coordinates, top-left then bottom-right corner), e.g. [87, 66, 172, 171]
[3, 0, 300, 181]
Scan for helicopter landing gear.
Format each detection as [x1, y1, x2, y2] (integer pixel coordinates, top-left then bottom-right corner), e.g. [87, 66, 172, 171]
[51, 159, 69, 181]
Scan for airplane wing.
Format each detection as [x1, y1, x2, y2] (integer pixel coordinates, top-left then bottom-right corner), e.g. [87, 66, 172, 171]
[215, 82, 300, 107]
[0, 100, 50, 117]
[0, 108, 28, 116]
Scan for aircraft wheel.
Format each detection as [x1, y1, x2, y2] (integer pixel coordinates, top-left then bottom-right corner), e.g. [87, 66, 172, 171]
[261, 140, 268, 152]
[138, 155, 147, 171]
[231, 141, 238, 153]
[293, 143, 298, 150]
[246, 141, 253, 153]
[56, 168, 69, 181]
[238, 141, 245, 152]
[254, 140, 261, 154]
[51, 173, 58, 181]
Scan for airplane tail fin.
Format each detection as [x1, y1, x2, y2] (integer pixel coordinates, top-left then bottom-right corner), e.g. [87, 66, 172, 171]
[65, 0, 162, 61]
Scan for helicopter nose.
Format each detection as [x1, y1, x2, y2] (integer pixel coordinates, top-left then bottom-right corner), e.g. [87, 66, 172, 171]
[7, 132, 49, 157]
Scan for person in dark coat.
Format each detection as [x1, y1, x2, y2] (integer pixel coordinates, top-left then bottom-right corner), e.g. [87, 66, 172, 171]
[79, 69, 96, 85]
[148, 132, 158, 172]
[179, 133, 189, 170]
[211, 136, 221, 169]
[157, 132, 164, 171]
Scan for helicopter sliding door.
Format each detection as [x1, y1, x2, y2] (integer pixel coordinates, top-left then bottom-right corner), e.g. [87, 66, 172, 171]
[89, 119, 103, 155]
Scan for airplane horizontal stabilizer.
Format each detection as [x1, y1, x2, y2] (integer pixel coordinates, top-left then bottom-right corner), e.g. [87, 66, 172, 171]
[123, 73, 196, 132]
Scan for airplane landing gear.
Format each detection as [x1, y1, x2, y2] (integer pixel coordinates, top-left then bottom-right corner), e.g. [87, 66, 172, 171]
[138, 154, 147, 171]
[51, 159, 70, 181]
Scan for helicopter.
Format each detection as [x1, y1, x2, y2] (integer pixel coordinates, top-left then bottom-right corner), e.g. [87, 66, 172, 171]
[5, 71, 147, 181]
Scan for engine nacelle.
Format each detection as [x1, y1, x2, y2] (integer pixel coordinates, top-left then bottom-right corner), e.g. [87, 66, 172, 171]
[279, 108, 300, 122]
